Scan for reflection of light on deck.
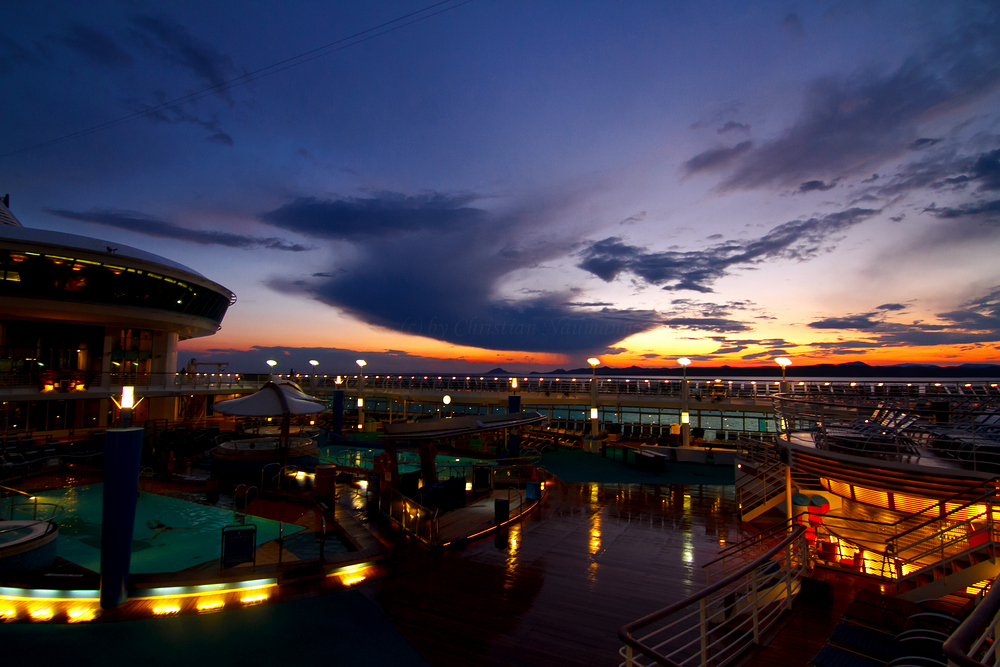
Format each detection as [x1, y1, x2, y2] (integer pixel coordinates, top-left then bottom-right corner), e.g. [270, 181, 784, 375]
[589, 510, 602, 556]
[240, 593, 268, 605]
[0, 607, 16, 620]
[29, 606, 54, 621]
[967, 579, 991, 595]
[508, 522, 522, 557]
[196, 598, 225, 613]
[683, 531, 693, 564]
[341, 576, 366, 586]
[68, 607, 96, 622]
[153, 604, 180, 615]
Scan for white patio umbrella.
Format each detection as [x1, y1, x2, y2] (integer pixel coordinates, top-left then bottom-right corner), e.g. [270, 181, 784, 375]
[212, 381, 327, 468]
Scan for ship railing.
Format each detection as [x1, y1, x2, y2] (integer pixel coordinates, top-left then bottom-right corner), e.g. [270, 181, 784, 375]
[619, 525, 807, 667]
[294, 376, 1000, 400]
[0, 484, 64, 525]
[703, 516, 805, 584]
[735, 459, 786, 523]
[886, 489, 1000, 579]
[735, 438, 780, 468]
[773, 393, 1000, 473]
[944, 578, 1000, 667]
[378, 485, 439, 546]
[808, 483, 1000, 582]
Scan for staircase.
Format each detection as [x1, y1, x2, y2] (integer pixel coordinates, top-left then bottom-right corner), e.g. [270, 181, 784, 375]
[181, 394, 208, 422]
[815, 479, 1000, 602]
[736, 438, 797, 522]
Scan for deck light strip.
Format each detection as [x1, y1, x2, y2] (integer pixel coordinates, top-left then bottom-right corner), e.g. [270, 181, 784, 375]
[439, 499, 541, 548]
[0, 587, 98, 601]
[132, 578, 277, 600]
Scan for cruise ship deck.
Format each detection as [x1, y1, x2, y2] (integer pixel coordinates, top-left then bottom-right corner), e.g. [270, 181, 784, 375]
[0, 468, 877, 667]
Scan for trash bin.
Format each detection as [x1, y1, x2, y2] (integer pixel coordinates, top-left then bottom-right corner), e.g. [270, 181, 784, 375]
[473, 463, 492, 492]
[526, 482, 540, 501]
[495, 498, 510, 524]
[314, 465, 336, 498]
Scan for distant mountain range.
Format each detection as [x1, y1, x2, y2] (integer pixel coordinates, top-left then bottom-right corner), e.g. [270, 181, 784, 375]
[482, 362, 1000, 379]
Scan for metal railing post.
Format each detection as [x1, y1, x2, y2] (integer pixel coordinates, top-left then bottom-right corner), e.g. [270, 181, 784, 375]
[699, 597, 709, 667]
[783, 543, 794, 611]
[750, 566, 761, 644]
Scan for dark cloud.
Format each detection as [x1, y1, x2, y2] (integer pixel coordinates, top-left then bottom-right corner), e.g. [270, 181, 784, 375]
[741, 350, 788, 361]
[808, 314, 882, 330]
[876, 303, 906, 311]
[798, 180, 836, 193]
[781, 13, 805, 38]
[260, 192, 666, 353]
[682, 141, 752, 175]
[716, 10, 1000, 190]
[924, 199, 1000, 219]
[660, 317, 750, 333]
[803, 287, 1000, 348]
[54, 24, 132, 67]
[0, 32, 39, 73]
[909, 138, 942, 151]
[864, 146, 1000, 199]
[129, 91, 233, 145]
[578, 207, 879, 292]
[46, 208, 311, 251]
[717, 121, 750, 135]
[260, 193, 485, 241]
[974, 149, 1000, 191]
[130, 14, 234, 94]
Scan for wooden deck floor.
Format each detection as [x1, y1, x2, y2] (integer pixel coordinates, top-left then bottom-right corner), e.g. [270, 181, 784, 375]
[436, 488, 528, 544]
[369, 479, 743, 666]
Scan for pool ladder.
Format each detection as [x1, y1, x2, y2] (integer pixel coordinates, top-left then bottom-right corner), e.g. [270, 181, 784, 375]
[233, 484, 258, 523]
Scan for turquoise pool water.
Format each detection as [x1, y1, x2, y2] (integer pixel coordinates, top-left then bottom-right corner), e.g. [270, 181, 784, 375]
[319, 445, 486, 473]
[34, 484, 303, 574]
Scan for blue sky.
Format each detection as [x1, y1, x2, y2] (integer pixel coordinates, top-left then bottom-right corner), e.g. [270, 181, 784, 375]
[2, 1, 999, 373]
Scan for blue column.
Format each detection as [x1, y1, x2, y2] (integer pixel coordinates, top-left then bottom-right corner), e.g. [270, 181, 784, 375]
[99, 427, 144, 609]
[507, 396, 521, 458]
[332, 390, 344, 435]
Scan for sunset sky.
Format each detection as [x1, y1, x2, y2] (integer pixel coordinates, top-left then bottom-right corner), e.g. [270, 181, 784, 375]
[2, 1, 999, 374]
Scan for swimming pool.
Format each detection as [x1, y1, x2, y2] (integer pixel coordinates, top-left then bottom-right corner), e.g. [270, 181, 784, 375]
[318, 445, 486, 473]
[34, 485, 303, 574]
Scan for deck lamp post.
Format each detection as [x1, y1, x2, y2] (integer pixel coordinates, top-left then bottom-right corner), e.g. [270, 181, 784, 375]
[775, 356, 793, 523]
[678, 358, 692, 447]
[266, 359, 277, 381]
[587, 358, 600, 441]
[443, 394, 451, 417]
[356, 359, 367, 431]
[308, 359, 319, 390]
[101, 384, 145, 608]
[110, 386, 144, 428]
[776, 357, 791, 392]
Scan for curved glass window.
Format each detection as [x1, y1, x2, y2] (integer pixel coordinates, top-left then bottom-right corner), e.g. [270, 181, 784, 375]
[0, 250, 231, 323]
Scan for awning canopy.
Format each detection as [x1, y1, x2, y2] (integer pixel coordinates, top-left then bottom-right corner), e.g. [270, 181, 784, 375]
[211, 381, 326, 417]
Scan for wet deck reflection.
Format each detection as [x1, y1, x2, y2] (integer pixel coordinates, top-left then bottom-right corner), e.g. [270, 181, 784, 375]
[373, 478, 740, 666]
